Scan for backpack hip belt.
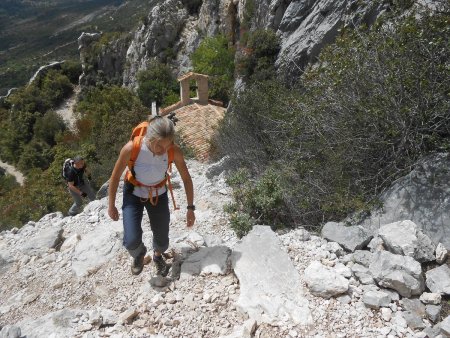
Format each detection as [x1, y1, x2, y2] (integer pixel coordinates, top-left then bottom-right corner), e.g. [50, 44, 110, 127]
[125, 171, 171, 207]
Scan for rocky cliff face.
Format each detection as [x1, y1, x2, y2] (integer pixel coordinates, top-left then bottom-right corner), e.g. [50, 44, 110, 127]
[78, 32, 130, 88]
[115, 0, 386, 88]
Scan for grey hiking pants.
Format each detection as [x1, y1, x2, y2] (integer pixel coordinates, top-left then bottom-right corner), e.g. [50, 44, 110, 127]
[68, 180, 96, 216]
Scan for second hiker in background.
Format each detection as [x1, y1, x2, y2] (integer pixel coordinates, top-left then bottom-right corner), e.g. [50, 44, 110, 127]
[108, 115, 196, 277]
[65, 156, 96, 216]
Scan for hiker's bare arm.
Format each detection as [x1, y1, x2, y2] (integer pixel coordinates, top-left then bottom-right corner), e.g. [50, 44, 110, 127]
[67, 181, 83, 195]
[173, 145, 195, 228]
[108, 141, 132, 221]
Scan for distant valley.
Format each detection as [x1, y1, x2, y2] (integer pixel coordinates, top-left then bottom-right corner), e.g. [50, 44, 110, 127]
[0, 0, 153, 95]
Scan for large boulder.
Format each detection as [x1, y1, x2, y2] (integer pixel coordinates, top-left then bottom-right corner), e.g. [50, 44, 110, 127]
[71, 221, 123, 277]
[357, 153, 450, 250]
[19, 227, 63, 256]
[378, 220, 435, 262]
[17, 309, 88, 337]
[321, 222, 373, 252]
[369, 251, 424, 298]
[304, 261, 349, 298]
[231, 225, 312, 327]
[425, 265, 450, 295]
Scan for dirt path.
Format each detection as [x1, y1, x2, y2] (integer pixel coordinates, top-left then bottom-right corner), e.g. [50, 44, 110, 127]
[55, 85, 79, 130]
[0, 160, 25, 186]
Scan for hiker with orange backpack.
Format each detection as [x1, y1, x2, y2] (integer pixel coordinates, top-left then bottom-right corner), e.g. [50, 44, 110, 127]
[108, 115, 195, 276]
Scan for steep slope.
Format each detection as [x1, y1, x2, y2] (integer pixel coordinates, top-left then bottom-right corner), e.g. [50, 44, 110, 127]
[3, 159, 446, 337]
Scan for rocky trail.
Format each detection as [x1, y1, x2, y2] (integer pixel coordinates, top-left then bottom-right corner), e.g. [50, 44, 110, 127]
[0, 160, 24, 186]
[0, 159, 449, 338]
[55, 85, 80, 131]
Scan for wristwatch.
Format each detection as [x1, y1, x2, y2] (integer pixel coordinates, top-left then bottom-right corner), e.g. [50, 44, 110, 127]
[187, 205, 196, 211]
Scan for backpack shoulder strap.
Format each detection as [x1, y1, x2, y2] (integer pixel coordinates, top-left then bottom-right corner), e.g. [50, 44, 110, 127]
[167, 146, 175, 164]
[131, 121, 149, 140]
[128, 136, 144, 173]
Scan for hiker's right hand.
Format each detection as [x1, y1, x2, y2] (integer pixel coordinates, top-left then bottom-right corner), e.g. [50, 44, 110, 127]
[80, 192, 87, 198]
[108, 206, 119, 221]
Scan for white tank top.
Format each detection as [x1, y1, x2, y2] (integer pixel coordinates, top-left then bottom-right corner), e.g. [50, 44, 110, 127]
[132, 140, 168, 198]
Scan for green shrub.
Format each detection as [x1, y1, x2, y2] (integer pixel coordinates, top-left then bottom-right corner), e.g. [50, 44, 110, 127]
[33, 110, 66, 146]
[136, 61, 178, 108]
[61, 60, 82, 84]
[237, 29, 280, 82]
[0, 171, 19, 197]
[219, 9, 450, 230]
[0, 168, 70, 231]
[225, 168, 287, 237]
[191, 34, 235, 103]
[7, 69, 72, 113]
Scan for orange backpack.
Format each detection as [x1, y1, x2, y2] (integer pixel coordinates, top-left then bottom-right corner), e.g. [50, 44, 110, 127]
[125, 120, 178, 209]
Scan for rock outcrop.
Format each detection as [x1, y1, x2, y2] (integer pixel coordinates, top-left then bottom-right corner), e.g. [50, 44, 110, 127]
[78, 32, 130, 88]
[80, 0, 393, 90]
[231, 225, 312, 326]
[356, 153, 450, 250]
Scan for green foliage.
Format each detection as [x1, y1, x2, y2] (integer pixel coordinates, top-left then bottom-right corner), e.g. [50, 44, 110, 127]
[0, 168, 70, 231]
[219, 10, 450, 231]
[76, 85, 141, 128]
[87, 106, 148, 185]
[17, 140, 54, 173]
[136, 62, 179, 108]
[242, 0, 255, 30]
[191, 35, 235, 103]
[33, 110, 66, 146]
[225, 168, 286, 237]
[0, 171, 19, 197]
[237, 29, 280, 82]
[0, 69, 72, 166]
[61, 60, 82, 84]
[7, 69, 72, 113]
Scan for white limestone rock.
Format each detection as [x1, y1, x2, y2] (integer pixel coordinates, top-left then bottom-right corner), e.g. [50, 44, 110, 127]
[304, 261, 349, 299]
[426, 305, 441, 323]
[426, 265, 450, 295]
[60, 233, 81, 252]
[378, 220, 435, 262]
[356, 153, 450, 251]
[441, 315, 450, 336]
[0, 325, 21, 338]
[362, 290, 392, 309]
[420, 292, 442, 305]
[436, 243, 448, 264]
[180, 246, 230, 277]
[17, 309, 88, 337]
[321, 222, 373, 252]
[351, 263, 375, 285]
[369, 251, 424, 297]
[71, 222, 122, 277]
[19, 227, 63, 256]
[231, 225, 312, 326]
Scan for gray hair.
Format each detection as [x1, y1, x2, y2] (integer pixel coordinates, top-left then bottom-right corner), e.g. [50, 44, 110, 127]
[145, 115, 175, 142]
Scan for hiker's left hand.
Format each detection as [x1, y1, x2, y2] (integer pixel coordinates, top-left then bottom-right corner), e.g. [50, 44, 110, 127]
[186, 209, 195, 228]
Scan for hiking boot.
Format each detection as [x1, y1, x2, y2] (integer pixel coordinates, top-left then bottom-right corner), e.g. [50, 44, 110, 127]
[131, 249, 147, 275]
[153, 255, 170, 277]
